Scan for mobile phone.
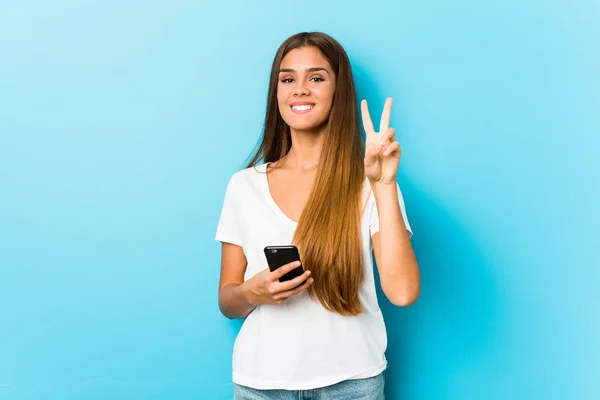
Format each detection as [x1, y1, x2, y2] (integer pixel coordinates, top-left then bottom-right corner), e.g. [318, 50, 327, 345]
[264, 245, 304, 282]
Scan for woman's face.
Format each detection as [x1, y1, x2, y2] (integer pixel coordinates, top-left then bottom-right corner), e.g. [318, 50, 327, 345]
[277, 46, 336, 133]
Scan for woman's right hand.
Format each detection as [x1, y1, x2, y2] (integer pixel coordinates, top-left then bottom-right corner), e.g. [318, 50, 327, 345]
[242, 261, 314, 305]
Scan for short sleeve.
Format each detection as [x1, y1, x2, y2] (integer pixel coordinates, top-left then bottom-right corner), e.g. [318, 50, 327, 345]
[369, 181, 413, 239]
[215, 175, 243, 246]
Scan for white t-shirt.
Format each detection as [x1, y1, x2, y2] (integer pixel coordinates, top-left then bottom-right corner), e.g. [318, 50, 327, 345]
[215, 162, 413, 390]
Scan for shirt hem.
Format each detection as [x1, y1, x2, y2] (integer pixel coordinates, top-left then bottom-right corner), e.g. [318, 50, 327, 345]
[232, 360, 387, 390]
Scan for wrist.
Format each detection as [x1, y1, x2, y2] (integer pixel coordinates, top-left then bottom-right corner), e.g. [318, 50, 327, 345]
[239, 282, 257, 307]
[369, 179, 397, 194]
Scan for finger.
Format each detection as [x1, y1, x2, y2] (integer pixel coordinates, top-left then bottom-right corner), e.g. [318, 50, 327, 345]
[275, 269, 311, 291]
[379, 127, 396, 146]
[272, 260, 303, 280]
[383, 141, 400, 156]
[360, 100, 375, 135]
[379, 97, 393, 132]
[275, 276, 314, 301]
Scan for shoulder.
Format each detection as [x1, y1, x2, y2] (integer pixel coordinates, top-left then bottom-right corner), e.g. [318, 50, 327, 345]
[225, 163, 268, 189]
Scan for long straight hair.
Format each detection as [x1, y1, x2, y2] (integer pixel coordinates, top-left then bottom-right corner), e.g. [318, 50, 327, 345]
[247, 32, 366, 316]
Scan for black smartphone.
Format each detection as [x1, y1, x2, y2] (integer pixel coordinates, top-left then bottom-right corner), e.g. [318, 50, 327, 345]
[264, 245, 304, 282]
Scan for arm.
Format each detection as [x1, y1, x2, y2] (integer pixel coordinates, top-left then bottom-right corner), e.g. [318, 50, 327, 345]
[218, 242, 314, 319]
[218, 242, 256, 319]
[360, 97, 420, 307]
[371, 182, 420, 307]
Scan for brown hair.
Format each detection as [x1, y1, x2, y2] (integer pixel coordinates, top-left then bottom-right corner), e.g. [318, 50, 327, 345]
[247, 32, 366, 316]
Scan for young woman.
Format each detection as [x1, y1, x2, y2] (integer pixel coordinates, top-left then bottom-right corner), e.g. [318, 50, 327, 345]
[215, 31, 420, 399]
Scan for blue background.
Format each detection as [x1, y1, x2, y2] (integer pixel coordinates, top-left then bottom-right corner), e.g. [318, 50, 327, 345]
[1, 1, 598, 399]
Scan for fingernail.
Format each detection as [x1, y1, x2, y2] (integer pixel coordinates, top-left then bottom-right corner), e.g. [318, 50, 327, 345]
[306, 270, 311, 276]
[295, 261, 301, 266]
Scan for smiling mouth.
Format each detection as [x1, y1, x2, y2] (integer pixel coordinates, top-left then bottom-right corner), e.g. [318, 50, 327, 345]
[291, 104, 315, 113]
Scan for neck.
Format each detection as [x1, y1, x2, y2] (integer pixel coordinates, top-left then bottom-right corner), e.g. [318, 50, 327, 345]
[284, 125, 327, 171]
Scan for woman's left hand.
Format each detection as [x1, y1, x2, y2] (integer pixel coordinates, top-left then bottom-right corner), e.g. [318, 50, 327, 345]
[361, 97, 401, 185]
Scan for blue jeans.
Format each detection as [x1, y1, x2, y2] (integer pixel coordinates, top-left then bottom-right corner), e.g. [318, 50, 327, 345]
[233, 372, 385, 399]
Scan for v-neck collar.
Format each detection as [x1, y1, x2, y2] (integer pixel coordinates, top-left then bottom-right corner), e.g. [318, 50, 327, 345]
[260, 162, 299, 228]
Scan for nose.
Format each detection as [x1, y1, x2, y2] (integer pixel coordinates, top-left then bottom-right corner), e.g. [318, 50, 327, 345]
[294, 81, 309, 96]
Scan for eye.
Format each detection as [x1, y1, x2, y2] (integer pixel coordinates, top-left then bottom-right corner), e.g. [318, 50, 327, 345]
[279, 76, 324, 83]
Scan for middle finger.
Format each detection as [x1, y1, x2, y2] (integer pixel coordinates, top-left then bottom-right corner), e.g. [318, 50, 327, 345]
[276, 277, 314, 300]
[379, 97, 393, 132]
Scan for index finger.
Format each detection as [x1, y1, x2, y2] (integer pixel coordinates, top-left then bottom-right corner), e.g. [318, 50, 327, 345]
[379, 97, 393, 133]
[272, 260, 303, 280]
[360, 100, 375, 134]
[275, 269, 311, 292]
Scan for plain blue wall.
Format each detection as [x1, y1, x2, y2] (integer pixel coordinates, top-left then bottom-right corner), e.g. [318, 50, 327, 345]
[1, 1, 598, 399]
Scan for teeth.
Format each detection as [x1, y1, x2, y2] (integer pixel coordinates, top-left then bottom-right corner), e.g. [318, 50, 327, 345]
[292, 104, 314, 111]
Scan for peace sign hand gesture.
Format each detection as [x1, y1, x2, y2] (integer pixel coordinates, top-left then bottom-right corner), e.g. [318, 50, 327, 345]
[361, 97, 402, 185]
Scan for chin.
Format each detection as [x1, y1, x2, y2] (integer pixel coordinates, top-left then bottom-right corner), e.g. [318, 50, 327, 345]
[288, 122, 319, 131]
[284, 117, 327, 132]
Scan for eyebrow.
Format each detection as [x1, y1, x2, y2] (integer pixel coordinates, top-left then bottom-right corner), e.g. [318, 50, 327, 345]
[278, 67, 330, 74]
